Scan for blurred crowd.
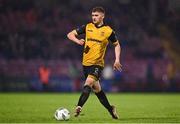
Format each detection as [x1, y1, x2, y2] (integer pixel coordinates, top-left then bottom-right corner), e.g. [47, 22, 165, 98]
[0, 0, 179, 91]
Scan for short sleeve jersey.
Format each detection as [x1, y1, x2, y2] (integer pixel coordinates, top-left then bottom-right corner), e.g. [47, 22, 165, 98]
[76, 23, 118, 67]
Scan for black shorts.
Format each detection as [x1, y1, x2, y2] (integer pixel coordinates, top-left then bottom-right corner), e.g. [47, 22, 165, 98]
[83, 65, 103, 81]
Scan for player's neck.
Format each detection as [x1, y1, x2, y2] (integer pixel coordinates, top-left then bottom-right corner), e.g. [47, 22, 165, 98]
[94, 21, 104, 28]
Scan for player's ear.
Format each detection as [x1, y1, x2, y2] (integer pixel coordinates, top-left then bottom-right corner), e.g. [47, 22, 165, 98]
[101, 13, 105, 19]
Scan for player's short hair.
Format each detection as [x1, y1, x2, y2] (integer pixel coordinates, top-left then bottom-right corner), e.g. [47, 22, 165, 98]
[92, 6, 105, 14]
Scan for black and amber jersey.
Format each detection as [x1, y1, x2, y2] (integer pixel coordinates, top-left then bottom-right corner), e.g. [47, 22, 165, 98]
[76, 23, 118, 67]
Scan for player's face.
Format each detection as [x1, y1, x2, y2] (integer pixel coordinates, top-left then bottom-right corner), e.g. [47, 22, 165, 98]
[92, 12, 104, 25]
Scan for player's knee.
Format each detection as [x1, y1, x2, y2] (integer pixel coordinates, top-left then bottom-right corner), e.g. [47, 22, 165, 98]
[84, 82, 93, 87]
[84, 77, 96, 87]
[92, 87, 101, 93]
[83, 85, 92, 94]
[92, 81, 101, 93]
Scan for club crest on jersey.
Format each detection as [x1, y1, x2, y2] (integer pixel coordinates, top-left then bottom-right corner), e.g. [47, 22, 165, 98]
[100, 31, 105, 36]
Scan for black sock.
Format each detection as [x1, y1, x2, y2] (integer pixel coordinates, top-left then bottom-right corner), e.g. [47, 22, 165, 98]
[77, 85, 91, 107]
[95, 90, 112, 111]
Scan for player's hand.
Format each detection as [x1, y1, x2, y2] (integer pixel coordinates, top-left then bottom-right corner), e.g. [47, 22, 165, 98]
[77, 39, 85, 46]
[113, 60, 122, 72]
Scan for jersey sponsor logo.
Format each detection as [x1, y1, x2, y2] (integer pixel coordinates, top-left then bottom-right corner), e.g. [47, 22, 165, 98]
[87, 38, 101, 43]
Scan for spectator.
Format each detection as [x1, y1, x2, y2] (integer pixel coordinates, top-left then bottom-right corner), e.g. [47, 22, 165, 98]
[39, 64, 51, 91]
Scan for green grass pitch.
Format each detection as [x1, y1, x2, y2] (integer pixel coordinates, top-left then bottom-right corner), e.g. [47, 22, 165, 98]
[0, 93, 180, 123]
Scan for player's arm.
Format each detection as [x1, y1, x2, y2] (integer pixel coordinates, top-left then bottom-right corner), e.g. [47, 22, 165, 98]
[108, 31, 122, 71]
[67, 25, 86, 46]
[113, 41, 122, 71]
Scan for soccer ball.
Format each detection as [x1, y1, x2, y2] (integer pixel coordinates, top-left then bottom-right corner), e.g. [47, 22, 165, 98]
[54, 108, 70, 121]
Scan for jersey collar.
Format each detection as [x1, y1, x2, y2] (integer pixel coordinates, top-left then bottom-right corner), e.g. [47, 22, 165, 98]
[93, 23, 105, 28]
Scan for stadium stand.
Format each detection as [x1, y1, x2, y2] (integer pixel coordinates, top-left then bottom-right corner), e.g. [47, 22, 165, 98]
[0, 0, 179, 92]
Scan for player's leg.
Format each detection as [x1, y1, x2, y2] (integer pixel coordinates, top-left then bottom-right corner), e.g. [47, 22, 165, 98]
[93, 81, 112, 111]
[75, 76, 95, 117]
[93, 81, 119, 119]
[75, 65, 103, 117]
[77, 77, 94, 107]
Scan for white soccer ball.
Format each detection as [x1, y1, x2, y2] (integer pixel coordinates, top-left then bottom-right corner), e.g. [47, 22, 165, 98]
[54, 108, 70, 121]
